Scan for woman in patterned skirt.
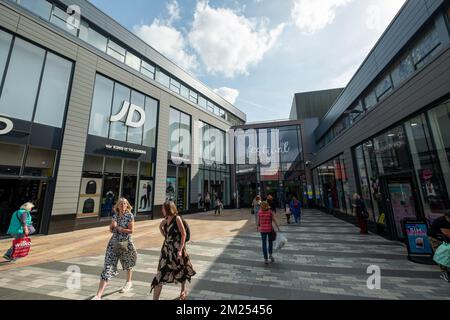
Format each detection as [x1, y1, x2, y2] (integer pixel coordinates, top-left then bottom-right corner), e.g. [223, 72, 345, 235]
[91, 198, 137, 300]
[151, 201, 196, 300]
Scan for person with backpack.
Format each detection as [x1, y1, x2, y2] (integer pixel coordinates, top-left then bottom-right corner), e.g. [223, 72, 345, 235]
[353, 193, 369, 234]
[257, 201, 281, 265]
[151, 201, 196, 300]
[290, 196, 302, 224]
[3, 202, 36, 262]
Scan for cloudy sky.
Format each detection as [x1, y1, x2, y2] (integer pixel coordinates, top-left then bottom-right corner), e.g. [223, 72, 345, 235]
[89, 0, 407, 122]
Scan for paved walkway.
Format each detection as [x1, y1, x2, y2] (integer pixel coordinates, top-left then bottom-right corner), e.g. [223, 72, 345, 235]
[0, 209, 449, 300]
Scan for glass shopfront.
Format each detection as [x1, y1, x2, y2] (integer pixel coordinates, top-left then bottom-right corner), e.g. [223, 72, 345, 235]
[167, 108, 191, 212]
[197, 121, 231, 208]
[314, 154, 350, 215]
[235, 125, 305, 208]
[353, 100, 450, 240]
[0, 30, 73, 236]
[78, 74, 158, 219]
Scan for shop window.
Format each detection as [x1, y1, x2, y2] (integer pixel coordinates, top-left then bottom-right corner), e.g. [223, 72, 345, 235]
[362, 141, 381, 221]
[34, 52, 73, 128]
[89, 74, 114, 138]
[18, 0, 52, 20]
[143, 96, 158, 148]
[77, 155, 103, 218]
[391, 53, 414, 87]
[50, 6, 78, 36]
[0, 38, 45, 122]
[373, 126, 410, 175]
[168, 108, 191, 158]
[0, 143, 24, 176]
[279, 126, 301, 163]
[106, 39, 126, 63]
[428, 101, 450, 216]
[354, 146, 374, 218]
[23, 147, 56, 177]
[127, 90, 145, 145]
[0, 31, 12, 87]
[137, 162, 153, 214]
[140, 61, 155, 80]
[179, 113, 191, 157]
[405, 114, 449, 224]
[101, 157, 122, 217]
[79, 21, 108, 52]
[123, 160, 138, 214]
[109, 83, 131, 142]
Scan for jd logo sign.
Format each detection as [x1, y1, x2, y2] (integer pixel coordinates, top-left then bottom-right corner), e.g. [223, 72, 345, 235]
[0, 116, 13, 135]
[110, 101, 146, 128]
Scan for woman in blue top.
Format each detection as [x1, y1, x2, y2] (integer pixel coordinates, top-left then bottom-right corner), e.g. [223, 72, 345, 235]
[3, 202, 36, 262]
[290, 196, 302, 224]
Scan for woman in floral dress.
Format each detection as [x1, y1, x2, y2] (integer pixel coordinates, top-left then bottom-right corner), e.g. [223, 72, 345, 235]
[151, 201, 196, 300]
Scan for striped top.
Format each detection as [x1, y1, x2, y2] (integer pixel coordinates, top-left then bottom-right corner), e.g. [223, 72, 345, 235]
[258, 210, 273, 233]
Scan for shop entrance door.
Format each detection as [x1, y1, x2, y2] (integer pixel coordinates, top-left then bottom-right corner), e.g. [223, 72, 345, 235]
[0, 179, 48, 237]
[383, 177, 419, 240]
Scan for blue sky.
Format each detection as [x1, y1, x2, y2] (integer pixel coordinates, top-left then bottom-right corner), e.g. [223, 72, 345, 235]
[89, 0, 406, 122]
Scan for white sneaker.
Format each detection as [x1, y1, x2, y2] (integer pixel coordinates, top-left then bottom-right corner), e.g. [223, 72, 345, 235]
[91, 295, 101, 300]
[120, 282, 133, 293]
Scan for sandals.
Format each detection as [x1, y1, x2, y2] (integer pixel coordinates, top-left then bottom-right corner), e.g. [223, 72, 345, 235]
[180, 291, 188, 300]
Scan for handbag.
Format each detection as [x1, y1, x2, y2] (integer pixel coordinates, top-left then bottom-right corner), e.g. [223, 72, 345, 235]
[11, 237, 32, 259]
[114, 240, 129, 253]
[269, 230, 277, 241]
[433, 242, 450, 268]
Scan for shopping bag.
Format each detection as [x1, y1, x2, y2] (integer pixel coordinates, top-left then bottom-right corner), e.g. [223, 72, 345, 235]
[274, 233, 288, 251]
[11, 237, 31, 259]
[433, 242, 450, 268]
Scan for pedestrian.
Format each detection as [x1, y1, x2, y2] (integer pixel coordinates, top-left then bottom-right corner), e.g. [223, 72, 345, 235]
[214, 198, 223, 215]
[290, 196, 302, 224]
[151, 201, 196, 300]
[353, 193, 369, 234]
[252, 195, 262, 225]
[267, 194, 277, 214]
[285, 201, 291, 224]
[204, 192, 211, 212]
[91, 198, 137, 300]
[3, 202, 36, 262]
[257, 201, 281, 265]
[428, 210, 450, 283]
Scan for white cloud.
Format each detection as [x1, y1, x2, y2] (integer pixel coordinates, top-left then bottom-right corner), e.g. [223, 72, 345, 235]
[134, 21, 198, 72]
[291, 0, 353, 35]
[213, 87, 240, 104]
[365, 0, 406, 31]
[166, 0, 181, 24]
[188, 1, 285, 78]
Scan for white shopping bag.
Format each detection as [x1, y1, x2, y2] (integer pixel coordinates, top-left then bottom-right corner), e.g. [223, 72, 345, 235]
[274, 233, 287, 251]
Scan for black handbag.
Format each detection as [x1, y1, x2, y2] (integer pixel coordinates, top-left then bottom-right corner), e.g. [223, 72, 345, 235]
[269, 230, 277, 241]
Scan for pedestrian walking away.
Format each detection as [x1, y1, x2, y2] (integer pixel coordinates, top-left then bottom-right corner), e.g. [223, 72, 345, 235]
[204, 192, 211, 212]
[428, 210, 450, 283]
[257, 201, 281, 265]
[290, 196, 302, 224]
[3, 202, 36, 262]
[214, 198, 223, 215]
[353, 193, 369, 234]
[252, 195, 262, 225]
[91, 198, 137, 300]
[151, 201, 196, 300]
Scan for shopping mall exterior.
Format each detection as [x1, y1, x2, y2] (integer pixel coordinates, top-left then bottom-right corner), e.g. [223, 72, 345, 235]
[0, 0, 449, 242]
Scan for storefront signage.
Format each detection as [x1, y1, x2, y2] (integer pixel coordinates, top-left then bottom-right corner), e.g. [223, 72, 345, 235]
[404, 221, 433, 255]
[110, 101, 145, 128]
[105, 144, 147, 155]
[0, 116, 13, 135]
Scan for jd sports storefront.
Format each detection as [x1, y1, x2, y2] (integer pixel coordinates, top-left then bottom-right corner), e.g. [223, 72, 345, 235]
[75, 74, 159, 226]
[0, 29, 73, 237]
